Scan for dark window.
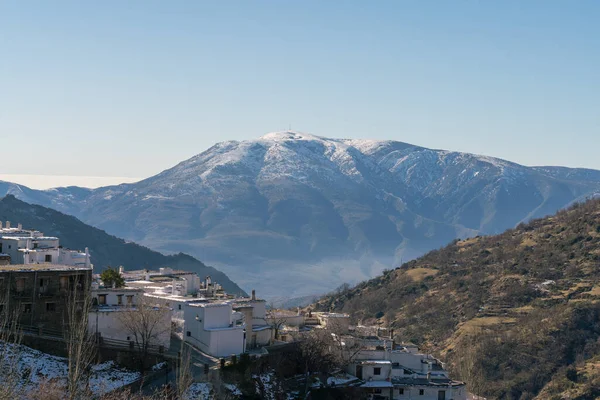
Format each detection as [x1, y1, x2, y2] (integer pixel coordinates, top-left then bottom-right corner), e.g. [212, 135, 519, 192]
[60, 276, 68, 290]
[117, 295, 123, 305]
[16, 278, 26, 292]
[0, 304, 4, 313]
[398, 388, 404, 395]
[23, 304, 32, 313]
[8, 245, 11, 249]
[127, 336, 131, 341]
[45, 254, 52, 262]
[33, 243, 38, 249]
[98, 294, 107, 305]
[178, 304, 182, 310]
[374, 388, 382, 394]
[373, 367, 381, 375]
[46, 303, 56, 312]
[39, 278, 45, 288]
[419, 389, 424, 395]
[186, 331, 191, 337]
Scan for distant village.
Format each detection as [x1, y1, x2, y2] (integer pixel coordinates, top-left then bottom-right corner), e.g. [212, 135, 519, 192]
[0, 220, 467, 400]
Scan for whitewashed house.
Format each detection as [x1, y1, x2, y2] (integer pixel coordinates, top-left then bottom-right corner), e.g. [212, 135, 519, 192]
[0, 222, 91, 268]
[346, 344, 466, 400]
[88, 288, 171, 349]
[183, 301, 245, 357]
[233, 290, 272, 348]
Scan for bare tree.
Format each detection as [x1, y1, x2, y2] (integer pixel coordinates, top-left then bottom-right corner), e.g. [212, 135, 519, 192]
[0, 295, 26, 399]
[266, 306, 288, 342]
[176, 345, 194, 399]
[116, 296, 170, 373]
[64, 274, 96, 400]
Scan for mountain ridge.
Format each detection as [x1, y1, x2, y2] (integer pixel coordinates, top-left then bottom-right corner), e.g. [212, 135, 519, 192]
[1, 131, 599, 297]
[313, 198, 600, 399]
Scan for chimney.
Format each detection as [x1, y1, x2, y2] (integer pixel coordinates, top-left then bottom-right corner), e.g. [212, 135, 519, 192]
[17, 223, 22, 230]
[5, 221, 10, 229]
[251, 289, 256, 300]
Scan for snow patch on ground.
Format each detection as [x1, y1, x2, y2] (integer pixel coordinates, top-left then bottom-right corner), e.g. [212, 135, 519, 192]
[184, 382, 213, 399]
[0, 342, 140, 396]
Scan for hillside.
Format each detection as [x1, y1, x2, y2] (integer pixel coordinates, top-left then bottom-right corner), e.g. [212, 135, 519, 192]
[0, 195, 245, 295]
[2, 131, 600, 297]
[314, 198, 600, 399]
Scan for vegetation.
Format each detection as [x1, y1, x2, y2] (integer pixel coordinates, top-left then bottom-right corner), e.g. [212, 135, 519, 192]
[100, 267, 125, 288]
[315, 198, 600, 399]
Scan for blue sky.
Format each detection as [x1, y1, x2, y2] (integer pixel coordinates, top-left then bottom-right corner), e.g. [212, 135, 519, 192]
[1, 0, 599, 185]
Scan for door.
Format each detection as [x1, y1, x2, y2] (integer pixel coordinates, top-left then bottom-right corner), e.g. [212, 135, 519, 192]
[438, 390, 446, 400]
[356, 365, 363, 379]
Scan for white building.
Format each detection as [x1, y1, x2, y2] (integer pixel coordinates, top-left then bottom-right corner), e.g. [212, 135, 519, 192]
[0, 222, 91, 268]
[233, 290, 272, 349]
[183, 301, 245, 357]
[88, 288, 171, 350]
[346, 344, 466, 400]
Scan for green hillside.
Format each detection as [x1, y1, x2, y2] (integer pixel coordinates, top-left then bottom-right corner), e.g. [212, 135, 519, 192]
[315, 198, 600, 399]
[0, 195, 246, 295]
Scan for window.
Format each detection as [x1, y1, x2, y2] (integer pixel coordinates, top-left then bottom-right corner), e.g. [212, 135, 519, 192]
[46, 302, 56, 312]
[33, 243, 38, 249]
[60, 276, 68, 290]
[98, 294, 107, 305]
[16, 278, 26, 292]
[45, 254, 52, 262]
[117, 295, 123, 305]
[373, 367, 381, 375]
[126, 295, 134, 305]
[178, 304, 182, 310]
[23, 304, 32, 313]
[186, 331, 191, 337]
[398, 388, 404, 395]
[8, 245, 11, 249]
[419, 389, 424, 395]
[0, 304, 4, 313]
[373, 389, 382, 394]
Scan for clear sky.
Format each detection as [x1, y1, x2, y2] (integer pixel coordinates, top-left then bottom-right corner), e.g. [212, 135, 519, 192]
[1, 0, 599, 187]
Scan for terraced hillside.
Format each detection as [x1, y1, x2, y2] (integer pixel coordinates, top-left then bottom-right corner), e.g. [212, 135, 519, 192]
[314, 198, 600, 399]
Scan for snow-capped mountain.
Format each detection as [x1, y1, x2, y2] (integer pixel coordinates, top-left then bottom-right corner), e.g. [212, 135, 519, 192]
[2, 131, 599, 297]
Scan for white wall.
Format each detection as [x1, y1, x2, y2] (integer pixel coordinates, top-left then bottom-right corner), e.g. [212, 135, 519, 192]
[183, 303, 245, 357]
[393, 386, 466, 400]
[88, 308, 171, 349]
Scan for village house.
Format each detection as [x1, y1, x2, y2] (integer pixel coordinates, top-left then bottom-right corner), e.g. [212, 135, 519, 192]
[88, 287, 171, 349]
[0, 263, 92, 332]
[344, 342, 466, 400]
[233, 290, 272, 349]
[0, 221, 91, 267]
[183, 301, 245, 357]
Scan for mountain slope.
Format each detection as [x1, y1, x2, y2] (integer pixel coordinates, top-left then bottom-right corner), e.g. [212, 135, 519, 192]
[1, 131, 599, 297]
[314, 198, 600, 399]
[0, 195, 245, 295]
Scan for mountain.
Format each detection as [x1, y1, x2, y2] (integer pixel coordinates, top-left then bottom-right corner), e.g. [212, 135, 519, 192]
[1, 131, 599, 297]
[314, 198, 600, 399]
[0, 195, 245, 295]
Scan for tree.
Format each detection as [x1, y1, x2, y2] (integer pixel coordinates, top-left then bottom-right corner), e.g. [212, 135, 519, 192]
[64, 274, 97, 400]
[266, 306, 288, 342]
[0, 291, 26, 399]
[116, 296, 170, 373]
[100, 267, 125, 288]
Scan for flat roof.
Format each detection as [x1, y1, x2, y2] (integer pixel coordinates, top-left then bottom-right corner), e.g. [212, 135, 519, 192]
[0, 264, 91, 272]
[360, 360, 392, 365]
